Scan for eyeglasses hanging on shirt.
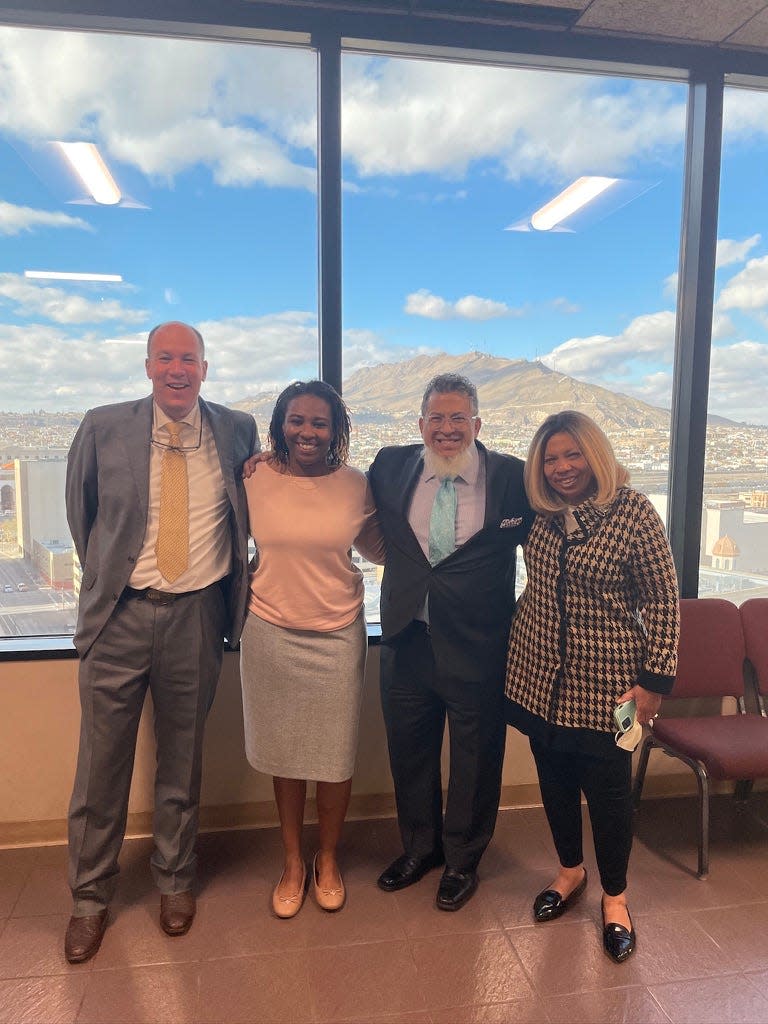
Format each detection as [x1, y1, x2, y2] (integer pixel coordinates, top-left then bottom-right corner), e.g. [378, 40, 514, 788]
[150, 417, 203, 453]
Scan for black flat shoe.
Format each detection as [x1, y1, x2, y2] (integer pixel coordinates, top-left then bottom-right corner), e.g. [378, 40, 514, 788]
[602, 902, 636, 963]
[533, 868, 588, 922]
[436, 868, 478, 911]
[377, 851, 444, 892]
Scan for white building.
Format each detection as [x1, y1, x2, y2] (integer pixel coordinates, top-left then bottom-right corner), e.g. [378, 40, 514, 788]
[13, 458, 73, 583]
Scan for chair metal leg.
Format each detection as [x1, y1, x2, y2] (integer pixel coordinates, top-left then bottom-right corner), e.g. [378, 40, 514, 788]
[692, 763, 710, 879]
[632, 736, 656, 807]
[734, 780, 754, 802]
[653, 742, 712, 879]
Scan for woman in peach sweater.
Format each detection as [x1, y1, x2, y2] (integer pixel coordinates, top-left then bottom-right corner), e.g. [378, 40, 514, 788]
[240, 380, 384, 918]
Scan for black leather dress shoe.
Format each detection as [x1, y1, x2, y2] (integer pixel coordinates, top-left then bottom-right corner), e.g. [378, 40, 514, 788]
[533, 868, 588, 922]
[377, 851, 444, 892]
[436, 868, 478, 911]
[603, 906, 636, 963]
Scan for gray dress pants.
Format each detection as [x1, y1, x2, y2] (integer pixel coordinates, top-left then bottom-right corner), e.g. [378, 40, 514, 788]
[68, 583, 227, 916]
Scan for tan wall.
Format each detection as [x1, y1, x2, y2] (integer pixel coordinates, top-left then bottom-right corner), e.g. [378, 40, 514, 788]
[0, 647, 700, 849]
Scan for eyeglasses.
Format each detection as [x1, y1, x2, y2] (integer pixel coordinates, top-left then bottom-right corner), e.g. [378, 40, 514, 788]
[150, 418, 203, 453]
[425, 414, 476, 427]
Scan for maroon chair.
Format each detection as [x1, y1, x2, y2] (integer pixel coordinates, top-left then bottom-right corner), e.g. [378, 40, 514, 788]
[740, 598, 768, 715]
[633, 598, 768, 878]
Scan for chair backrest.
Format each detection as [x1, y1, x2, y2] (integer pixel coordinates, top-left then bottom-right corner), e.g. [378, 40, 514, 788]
[740, 598, 768, 696]
[671, 598, 746, 700]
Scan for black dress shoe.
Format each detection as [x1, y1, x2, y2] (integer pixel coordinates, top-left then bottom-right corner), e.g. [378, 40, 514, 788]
[602, 903, 636, 963]
[377, 851, 444, 892]
[533, 868, 588, 922]
[436, 868, 478, 911]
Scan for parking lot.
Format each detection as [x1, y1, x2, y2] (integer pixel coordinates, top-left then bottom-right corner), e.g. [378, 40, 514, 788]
[0, 557, 75, 637]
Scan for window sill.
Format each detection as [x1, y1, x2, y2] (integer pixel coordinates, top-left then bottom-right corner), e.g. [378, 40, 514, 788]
[0, 623, 383, 661]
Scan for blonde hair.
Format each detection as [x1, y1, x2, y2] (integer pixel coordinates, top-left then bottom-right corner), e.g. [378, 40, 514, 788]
[525, 410, 630, 515]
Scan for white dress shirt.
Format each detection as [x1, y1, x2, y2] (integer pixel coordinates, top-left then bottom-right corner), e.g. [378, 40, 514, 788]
[129, 400, 231, 592]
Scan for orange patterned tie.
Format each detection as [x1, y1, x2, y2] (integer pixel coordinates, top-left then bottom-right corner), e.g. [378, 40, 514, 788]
[155, 421, 189, 583]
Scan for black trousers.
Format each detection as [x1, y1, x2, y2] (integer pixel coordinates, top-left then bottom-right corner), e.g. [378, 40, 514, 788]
[529, 736, 633, 896]
[379, 621, 506, 873]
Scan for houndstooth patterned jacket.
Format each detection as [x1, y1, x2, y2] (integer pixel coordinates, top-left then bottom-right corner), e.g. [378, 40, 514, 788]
[505, 487, 679, 734]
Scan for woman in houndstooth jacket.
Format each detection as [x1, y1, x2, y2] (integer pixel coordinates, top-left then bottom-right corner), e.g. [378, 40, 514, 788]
[505, 410, 679, 964]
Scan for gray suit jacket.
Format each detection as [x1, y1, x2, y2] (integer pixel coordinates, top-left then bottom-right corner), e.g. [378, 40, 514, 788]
[66, 395, 258, 657]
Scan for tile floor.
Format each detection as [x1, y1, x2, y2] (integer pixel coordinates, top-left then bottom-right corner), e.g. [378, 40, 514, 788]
[1, 793, 768, 1023]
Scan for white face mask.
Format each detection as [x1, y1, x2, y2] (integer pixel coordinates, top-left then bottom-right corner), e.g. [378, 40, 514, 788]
[615, 720, 643, 752]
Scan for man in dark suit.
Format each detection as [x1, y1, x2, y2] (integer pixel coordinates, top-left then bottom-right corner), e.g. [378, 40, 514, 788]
[368, 372, 530, 910]
[64, 321, 258, 963]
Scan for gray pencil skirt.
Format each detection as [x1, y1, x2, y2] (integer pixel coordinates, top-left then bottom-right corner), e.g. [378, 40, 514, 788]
[239, 609, 368, 783]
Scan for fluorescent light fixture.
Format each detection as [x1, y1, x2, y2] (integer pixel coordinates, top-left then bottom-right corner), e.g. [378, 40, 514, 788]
[24, 270, 123, 282]
[58, 142, 121, 205]
[530, 176, 619, 231]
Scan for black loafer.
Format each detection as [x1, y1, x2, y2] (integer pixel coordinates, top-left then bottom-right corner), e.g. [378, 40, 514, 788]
[377, 851, 444, 892]
[533, 868, 588, 922]
[436, 868, 478, 911]
[603, 906, 636, 963]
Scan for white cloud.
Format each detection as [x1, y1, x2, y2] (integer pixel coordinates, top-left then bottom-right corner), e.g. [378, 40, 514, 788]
[552, 297, 580, 314]
[723, 89, 768, 141]
[0, 199, 91, 236]
[0, 28, 686, 196]
[542, 310, 675, 379]
[342, 328, 438, 377]
[625, 370, 674, 410]
[0, 28, 317, 192]
[717, 255, 768, 312]
[709, 339, 768, 424]
[196, 312, 319, 399]
[711, 310, 735, 341]
[405, 289, 521, 321]
[716, 234, 761, 268]
[664, 234, 761, 297]
[0, 273, 146, 325]
[342, 58, 685, 182]
[110, 119, 315, 191]
[0, 311, 442, 411]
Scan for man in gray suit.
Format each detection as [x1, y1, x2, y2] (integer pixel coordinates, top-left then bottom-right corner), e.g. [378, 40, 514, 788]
[64, 321, 258, 964]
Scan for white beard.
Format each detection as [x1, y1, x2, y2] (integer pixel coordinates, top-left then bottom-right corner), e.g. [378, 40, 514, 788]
[423, 442, 474, 480]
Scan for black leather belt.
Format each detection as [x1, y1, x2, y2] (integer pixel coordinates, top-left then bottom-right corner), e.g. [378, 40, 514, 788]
[122, 586, 187, 605]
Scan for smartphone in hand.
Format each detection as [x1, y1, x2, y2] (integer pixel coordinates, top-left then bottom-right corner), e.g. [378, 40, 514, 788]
[613, 699, 637, 734]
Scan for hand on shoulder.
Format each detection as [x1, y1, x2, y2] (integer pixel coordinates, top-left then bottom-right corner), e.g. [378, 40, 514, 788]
[242, 451, 274, 479]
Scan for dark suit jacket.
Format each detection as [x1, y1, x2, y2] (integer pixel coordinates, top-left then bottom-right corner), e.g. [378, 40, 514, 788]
[369, 441, 531, 682]
[66, 395, 258, 657]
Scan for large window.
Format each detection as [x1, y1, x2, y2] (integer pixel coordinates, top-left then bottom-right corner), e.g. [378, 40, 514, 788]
[341, 55, 686, 483]
[699, 84, 768, 603]
[341, 54, 686, 607]
[1, 11, 765, 645]
[0, 26, 317, 638]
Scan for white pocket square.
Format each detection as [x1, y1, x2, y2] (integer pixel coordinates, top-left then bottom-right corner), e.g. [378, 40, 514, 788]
[500, 517, 523, 529]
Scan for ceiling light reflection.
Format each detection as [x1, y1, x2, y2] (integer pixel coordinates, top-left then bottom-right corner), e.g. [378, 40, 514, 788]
[58, 142, 121, 205]
[530, 176, 619, 231]
[25, 270, 123, 282]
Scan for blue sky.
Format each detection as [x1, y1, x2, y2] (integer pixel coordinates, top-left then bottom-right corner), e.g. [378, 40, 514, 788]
[0, 27, 767, 424]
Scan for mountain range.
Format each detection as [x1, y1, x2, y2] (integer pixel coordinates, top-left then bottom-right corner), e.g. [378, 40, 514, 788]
[233, 351, 731, 431]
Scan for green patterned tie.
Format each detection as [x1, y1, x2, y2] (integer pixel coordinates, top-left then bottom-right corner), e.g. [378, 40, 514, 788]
[155, 421, 189, 583]
[428, 477, 457, 566]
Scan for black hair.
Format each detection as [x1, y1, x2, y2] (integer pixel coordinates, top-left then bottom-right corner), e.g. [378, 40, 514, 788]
[268, 380, 351, 467]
